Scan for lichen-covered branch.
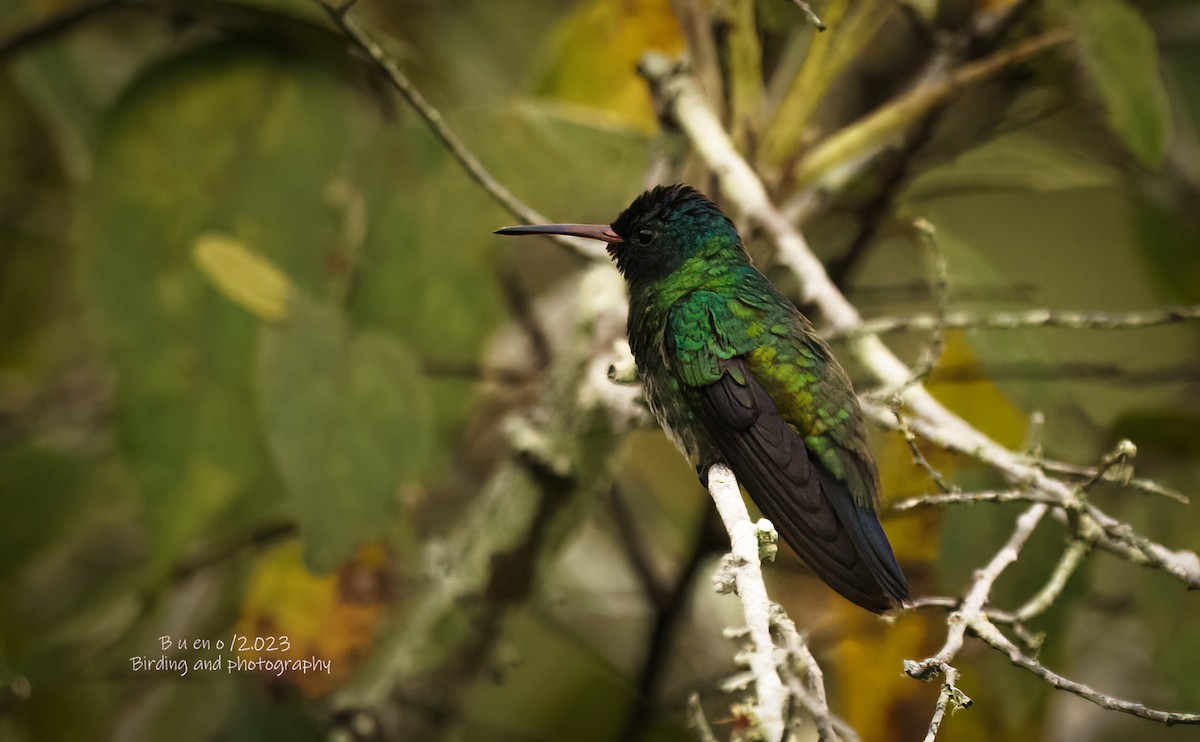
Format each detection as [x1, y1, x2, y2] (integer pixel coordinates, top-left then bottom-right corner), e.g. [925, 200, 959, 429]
[706, 464, 787, 741]
[882, 409, 1200, 590]
[706, 463, 852, 741]
[638, 49, 1200, 740]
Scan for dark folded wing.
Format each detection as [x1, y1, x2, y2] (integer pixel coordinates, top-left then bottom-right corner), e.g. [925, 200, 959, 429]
[696, 357, 909, 613]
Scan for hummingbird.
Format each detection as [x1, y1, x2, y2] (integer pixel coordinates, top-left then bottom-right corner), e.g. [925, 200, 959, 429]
[497, 184, 909, 613]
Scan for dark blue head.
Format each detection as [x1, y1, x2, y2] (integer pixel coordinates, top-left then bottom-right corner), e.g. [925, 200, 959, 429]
[495, 184, 742, 285]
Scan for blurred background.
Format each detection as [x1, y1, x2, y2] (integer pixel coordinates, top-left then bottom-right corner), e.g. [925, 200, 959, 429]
[1, 0, 1199, 740]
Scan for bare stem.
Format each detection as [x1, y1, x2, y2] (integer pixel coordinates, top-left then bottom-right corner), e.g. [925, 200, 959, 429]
[890, 402, 956, 494]
[906, 503, 1049, 678]
[773, 609, 849, 741]
[890, 489, 1055, 513]
[972, 618, 1200, 725]
[921, 664, 971, 742]
[1013, 539, 1091, 623]
[829, 304, 1200, 341]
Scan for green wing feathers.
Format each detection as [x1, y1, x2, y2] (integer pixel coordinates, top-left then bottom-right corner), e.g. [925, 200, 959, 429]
[665, 292, 908, 612]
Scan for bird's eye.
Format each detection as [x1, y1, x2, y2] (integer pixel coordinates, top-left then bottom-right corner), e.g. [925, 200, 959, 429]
[635, 228, 655, 246]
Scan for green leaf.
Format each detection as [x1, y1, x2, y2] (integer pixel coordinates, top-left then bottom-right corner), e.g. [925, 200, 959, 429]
[1056, 0, 1173, 166]
[78, 40, 396, 575]
[907, 130, 1117, 199]
[0, 446, 88, 580]
[258, 295, 431, 572]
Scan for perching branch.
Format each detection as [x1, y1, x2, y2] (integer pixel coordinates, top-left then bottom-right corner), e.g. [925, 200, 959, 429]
[705, 464, 787, 741]
[705, 464, 850, 741]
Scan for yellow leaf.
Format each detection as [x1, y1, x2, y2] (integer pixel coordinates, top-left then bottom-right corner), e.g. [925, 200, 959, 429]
[925, 330, 1028, 448]
[233, 541, 393, 696]
[192, 233, 291, 321]
[536, 0, 684, 132]
[831, 607, 936, 740]
[830, 331, 1030, 739]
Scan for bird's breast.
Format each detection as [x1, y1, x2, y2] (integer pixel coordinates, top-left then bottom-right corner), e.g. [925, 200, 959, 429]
[627, 302, 708, 469]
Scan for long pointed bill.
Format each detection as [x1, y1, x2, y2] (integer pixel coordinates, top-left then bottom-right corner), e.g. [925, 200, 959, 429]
[494, 223, 622, 244]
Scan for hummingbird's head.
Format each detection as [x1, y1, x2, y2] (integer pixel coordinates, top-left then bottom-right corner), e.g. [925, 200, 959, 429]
[606, 184, 738, 284]
[494, 184, 741, 285]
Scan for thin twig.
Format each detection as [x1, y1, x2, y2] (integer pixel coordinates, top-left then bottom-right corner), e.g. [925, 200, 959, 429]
[1013, 539, 1091, 623]
[773, 609, 850, 742]
[420, 358, 531, 387]
[868, 219, 949, 398]
[829, 304, 1200, 340]
[606, 485, 669, 610]
[867, 403, 1200, 590]
[921, 664, 971, 742]
[1038, 459, 1189, 504]
[498, 263, 554, 371]
[1078, 439, 1137, 492]
[905, 502, 1049, 680]
[904, 503, 1048, 740]
[972, 618, 1200, 725]
[619, 500, 722, 742]
[890, 489, 1055, 513]
[885, 359, 1200, 388]
[313, 0, 605, 262]
[890, 402, 956, 494]
[687, 692, 720, 742]
[908, 597, 1044, 651]
[794, 28, 1074, 188]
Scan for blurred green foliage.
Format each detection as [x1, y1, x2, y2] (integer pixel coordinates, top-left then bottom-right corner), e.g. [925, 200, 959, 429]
[1, 0, 1199, 741]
